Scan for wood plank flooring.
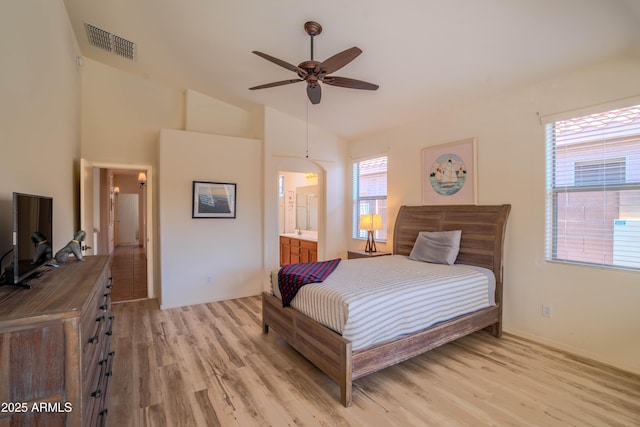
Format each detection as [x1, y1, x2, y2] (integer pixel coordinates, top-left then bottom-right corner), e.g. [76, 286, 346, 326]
[106, 297, 640, 426]
[111, 245, 147, 302]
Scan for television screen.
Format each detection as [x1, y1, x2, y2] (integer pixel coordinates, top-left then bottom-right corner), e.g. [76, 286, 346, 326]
[13, 192, 53, 285]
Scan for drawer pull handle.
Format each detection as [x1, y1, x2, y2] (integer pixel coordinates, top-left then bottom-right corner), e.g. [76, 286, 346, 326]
[88, 335, 99, 344]
[91, 389, 102, 398]
[104, 292, 111, 297]
[99, 358, 108, 366]
[106, 284, 113, 289]
[105, 370, 113, 377]
[109, 351, 115, 357]
[99, 304, 108, 310]
[99, 408, 108, 416]
[96, 315, 105, 322]
[105, 330, 113, 336]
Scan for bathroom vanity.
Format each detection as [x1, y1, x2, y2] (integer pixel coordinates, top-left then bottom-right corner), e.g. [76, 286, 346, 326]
[279, 234, 317, 266]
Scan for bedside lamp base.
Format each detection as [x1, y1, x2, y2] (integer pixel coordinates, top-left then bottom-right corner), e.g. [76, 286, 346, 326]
[364, 230, 377, 253]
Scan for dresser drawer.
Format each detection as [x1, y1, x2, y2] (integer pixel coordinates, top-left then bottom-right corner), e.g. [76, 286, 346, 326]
[80, 274, 111, 351]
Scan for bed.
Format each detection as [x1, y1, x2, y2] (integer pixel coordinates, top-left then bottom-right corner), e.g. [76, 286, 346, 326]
[262, 204, 511, 407]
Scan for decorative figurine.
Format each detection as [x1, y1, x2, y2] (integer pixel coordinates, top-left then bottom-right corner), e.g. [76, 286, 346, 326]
[55, 230, 86, 262]
[31, 232, 52, 264]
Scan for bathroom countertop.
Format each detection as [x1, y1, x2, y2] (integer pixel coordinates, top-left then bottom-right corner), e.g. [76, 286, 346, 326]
[280, 232, 317, 242]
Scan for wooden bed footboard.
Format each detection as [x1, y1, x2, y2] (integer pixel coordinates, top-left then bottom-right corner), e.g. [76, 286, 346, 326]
[262, 291, 353, 406]
[263, 291, 501, 406]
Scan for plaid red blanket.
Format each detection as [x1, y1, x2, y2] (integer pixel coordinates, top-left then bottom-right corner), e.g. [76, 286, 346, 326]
[278, 258, 341, 307]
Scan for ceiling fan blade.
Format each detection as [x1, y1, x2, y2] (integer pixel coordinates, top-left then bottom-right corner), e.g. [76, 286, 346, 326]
[252, 51, 306, 75]
[249, 79, 303, 90]
[307, 83, 321, 104]
[317, 47, 362, 74]
[323, 76, 379, 90]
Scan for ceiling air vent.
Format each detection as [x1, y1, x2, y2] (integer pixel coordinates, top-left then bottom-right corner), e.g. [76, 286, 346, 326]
[84, 22, 136, 61]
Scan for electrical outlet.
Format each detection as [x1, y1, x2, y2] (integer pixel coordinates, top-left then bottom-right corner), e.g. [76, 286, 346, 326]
[542, 304, 552, 318]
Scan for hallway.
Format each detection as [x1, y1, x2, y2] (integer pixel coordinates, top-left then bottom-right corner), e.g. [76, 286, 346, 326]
[111, 245, 147, 302]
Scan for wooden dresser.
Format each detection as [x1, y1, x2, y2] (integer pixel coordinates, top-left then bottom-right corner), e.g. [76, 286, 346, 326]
[0, 256, 113, 427]
[280, 236, 317, 265]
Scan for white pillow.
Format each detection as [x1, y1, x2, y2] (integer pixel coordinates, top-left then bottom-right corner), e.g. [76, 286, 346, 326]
[409, 230, 462, 265]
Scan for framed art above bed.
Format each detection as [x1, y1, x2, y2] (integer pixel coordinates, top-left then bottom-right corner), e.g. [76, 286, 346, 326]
[422, 138, 477, 205]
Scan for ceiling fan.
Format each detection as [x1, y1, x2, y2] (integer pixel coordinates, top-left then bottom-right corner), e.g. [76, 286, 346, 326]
[249, 21, 379, 105]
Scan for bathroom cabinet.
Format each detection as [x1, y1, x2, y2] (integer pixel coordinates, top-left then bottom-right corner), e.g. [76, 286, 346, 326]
[280, 236, 317, 266]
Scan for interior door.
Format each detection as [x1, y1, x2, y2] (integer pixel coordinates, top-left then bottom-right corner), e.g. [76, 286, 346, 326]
[117, 194, 138, 245]
[79, 158, 95, 256]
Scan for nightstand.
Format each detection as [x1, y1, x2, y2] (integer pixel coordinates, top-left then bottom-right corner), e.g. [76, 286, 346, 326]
[347, 250, 392, 259]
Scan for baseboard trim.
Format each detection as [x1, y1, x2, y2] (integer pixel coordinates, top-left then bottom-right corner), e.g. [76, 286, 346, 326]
[503, 327, 639, 376]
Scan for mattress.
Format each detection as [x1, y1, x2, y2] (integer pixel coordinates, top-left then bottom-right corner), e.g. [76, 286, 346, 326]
[270, 255, 496, 351]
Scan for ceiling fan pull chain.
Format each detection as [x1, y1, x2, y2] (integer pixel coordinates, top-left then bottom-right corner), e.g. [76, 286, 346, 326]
[306, 100, 310, 159]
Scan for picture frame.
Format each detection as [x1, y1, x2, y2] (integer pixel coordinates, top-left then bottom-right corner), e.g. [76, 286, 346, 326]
[192, 181, 237, 218]
[422, 138, 477, 205]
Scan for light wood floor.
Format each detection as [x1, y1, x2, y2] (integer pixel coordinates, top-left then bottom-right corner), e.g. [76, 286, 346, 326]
[106, 297, 640, 427]
[111, 245, 147, 302]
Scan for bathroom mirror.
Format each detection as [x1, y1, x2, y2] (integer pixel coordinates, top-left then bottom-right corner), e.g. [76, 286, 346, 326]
[295, 185, 318, 231]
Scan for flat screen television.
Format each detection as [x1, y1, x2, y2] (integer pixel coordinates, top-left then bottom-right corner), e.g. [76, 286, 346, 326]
[12, 192, 53, 285]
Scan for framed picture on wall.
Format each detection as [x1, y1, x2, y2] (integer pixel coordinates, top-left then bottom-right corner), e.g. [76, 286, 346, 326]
[192, 181, 237, 218]
[422, 138, 477, 205]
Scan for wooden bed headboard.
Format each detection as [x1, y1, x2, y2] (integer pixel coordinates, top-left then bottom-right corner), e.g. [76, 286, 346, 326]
[393, 204, 511, 301]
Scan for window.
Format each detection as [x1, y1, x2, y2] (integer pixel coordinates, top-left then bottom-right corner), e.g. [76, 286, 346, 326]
[574, 158, 626, 187]
[545, 104, 640, 269]
[278, 175, 284, 198]
[353, 156, 387, 241]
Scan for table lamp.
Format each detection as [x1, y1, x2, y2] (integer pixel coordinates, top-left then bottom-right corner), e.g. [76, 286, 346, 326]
[359, 213, 383, 252]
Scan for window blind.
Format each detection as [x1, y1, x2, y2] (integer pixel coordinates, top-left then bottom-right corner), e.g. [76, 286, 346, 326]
[545, 104, 640, 270]
[352, 156, 388, 241]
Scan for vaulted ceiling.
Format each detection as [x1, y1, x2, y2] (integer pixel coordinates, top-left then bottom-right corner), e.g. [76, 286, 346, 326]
[63, 0, 640, 139]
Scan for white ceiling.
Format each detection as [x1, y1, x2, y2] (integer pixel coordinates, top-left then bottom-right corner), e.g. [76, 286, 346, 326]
[62, 0, 640, 140]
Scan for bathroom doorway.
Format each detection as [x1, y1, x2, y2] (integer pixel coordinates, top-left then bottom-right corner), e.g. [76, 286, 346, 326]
[278, 170, 321, 265]
[279, 171, 319, 234]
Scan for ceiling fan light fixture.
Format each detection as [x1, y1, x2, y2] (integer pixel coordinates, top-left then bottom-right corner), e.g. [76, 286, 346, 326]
[249, 21, 378, 104]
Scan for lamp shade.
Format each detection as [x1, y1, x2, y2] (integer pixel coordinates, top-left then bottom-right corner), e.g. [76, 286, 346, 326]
[359, 213, 383, 231]
[371, 214, 383, 231]
[137, 172, 147, 183]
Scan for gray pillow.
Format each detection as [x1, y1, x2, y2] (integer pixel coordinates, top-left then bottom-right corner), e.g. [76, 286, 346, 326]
[409, 230, 462, 265]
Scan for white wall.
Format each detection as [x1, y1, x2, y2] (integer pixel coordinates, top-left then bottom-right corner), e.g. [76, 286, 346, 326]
[0, 0, 81, 256]
[159, 129, 262, 308]
[77, 64, 347, 307]
[185, 89, 258, 138]
[81, 59, 185, 164]
[348, 55, 640, 374]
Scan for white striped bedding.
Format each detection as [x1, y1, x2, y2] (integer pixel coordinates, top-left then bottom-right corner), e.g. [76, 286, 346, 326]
[271, 255, 495, 351]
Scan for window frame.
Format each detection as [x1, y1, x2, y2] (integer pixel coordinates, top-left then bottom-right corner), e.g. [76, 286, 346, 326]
[545, 103, 640, 271]
[352, 155, 388, 242]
